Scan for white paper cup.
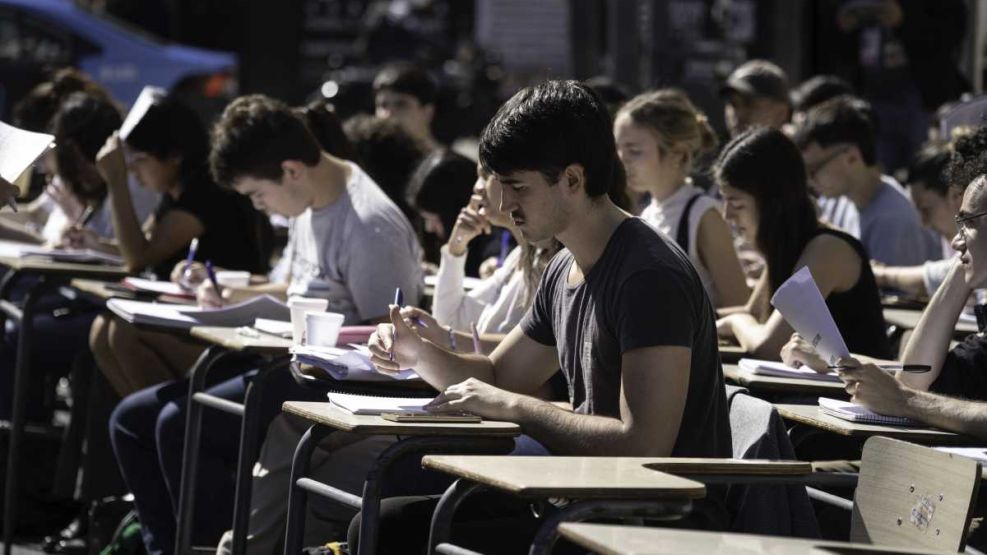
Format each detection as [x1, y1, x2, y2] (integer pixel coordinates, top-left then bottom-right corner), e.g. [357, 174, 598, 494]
[305, 311, 345, 347]
[287, 296, 329, 345]
[215, 270, 251, 288]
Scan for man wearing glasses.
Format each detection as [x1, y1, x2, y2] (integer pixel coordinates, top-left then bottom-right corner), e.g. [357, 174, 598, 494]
[797, 95, 937, 266]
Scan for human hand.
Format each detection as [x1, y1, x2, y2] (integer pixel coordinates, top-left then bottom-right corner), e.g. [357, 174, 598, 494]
[478, 256, 499, 279]
[447, 194, 490, 257]
[0, 177, 18, 211]
[196, 279, 225, 308]
[425, 377, 518, 421]
[46, 175, 84, 222]
[780, 333, 831, 374]
[95, 132, 127, 188]
[396, 306, 446, 346]
[835, 357, 910, 417]
[367, 305, 424, 373]
[171, 261, 206, 289]
[58, 226, 99, 250]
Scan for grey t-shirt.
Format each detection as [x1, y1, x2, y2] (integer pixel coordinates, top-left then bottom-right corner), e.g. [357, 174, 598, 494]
[520, 218, 731, 458]
[859, 176, 935, 266]
[272, 162, 423, 324]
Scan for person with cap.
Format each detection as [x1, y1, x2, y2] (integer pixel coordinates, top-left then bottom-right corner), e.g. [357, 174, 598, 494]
[720, 59, 792, 137]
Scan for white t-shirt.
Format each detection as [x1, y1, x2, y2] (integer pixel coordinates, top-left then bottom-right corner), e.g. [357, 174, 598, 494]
[432, 244, 526, 334]
[271, 163, 422, 324]
[639, 184, 721, 305]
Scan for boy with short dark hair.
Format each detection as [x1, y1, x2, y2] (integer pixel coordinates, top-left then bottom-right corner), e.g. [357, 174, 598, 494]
[373, 63, 440, 152]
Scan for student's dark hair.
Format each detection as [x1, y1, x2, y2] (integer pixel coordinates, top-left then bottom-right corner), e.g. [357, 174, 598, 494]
[479, 80, 620, 199]
[343, 114, 425, 219]
[52, 92, 122, 203]
[583, 75, 631, 117]
[373, 63, 438, 106]
[209, 95, 322, 187]
[906, 141, 951, 195]
[714, 127, 819, 295]
[794, 95, 878, 166]
[293, 99, 357, 161]
[407, 150, 476, 234]
[13, 68, 113, 132]
[946, 126, 987, 190]
[790, 75, 854, 113]
[125, 95, 209, 185]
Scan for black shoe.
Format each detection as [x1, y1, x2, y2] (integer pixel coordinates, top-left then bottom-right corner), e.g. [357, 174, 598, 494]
[41, 516, 87, 552]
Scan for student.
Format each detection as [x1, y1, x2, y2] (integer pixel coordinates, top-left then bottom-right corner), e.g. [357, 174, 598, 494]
[373, 62, 441, 152]
[720, 59, 791, 137]
[357, 80, 731, 552]
[406, 149, 501, 277]
[797, 95, 936, 266]
[614, 89, 749, 307]
[714, 127, 890, 360]
[872, 141, 959, 296]
[790, 75, 854, 128]
[108, 94, 422, 555]
[86, 95, 273, 397]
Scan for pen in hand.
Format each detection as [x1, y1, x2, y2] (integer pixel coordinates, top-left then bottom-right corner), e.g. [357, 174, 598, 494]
[205, 260, 222, 305]
[827, 363, 931, 374]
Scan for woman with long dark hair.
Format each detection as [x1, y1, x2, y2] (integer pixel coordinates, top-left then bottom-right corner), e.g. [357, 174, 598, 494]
[714, 127, 890, 359]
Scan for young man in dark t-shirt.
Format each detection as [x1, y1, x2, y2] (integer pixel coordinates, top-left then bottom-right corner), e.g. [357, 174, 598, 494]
[370, 80, 730, 458]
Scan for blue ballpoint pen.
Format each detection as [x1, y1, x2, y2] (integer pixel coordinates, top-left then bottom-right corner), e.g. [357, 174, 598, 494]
[205, 260, 222, 301]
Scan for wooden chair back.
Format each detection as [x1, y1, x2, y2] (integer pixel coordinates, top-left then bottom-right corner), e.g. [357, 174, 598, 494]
[851, 436, 980, 552]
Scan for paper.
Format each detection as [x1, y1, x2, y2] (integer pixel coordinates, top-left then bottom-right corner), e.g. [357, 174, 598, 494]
[770, 266, 850, 365]
[17, 245, 124, 266]
[424, 274, 483, 291]
[934, 447, 987, 464]
[122, 277, 193, 298]
[738, 358, 841, 382]
[0, 120, 54, 183]
[818, 397, 917, 426]
[119, 86, 166, 140]
[293, 344, 418, 381]
[327, 391, 432, 415]
[254, 318, 293, 338]
[106, 295, 289, 329]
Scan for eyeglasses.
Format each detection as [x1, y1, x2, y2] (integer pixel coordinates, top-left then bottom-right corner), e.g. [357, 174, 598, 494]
[805, 146, 850, 181]
[955, 210, 987, 237]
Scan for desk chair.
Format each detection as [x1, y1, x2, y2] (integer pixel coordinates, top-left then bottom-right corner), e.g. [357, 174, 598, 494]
[808, 436, 982, 554]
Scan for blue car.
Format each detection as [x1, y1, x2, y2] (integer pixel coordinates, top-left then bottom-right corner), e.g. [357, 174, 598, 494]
[0, 0, 236, 117]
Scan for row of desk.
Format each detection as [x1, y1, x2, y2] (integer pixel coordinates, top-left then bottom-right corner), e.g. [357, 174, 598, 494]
[0, 256, 981, 554]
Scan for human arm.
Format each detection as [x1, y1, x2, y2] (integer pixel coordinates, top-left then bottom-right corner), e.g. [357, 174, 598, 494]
[898, 260, 970, 390]
[432, 194, 497, 327]
[870, 262, 928, 296]
[696, 209, 750, 307]
[781, 333, 895, 373]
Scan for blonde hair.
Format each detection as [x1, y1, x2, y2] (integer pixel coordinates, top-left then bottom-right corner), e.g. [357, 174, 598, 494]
[617, 88, 718, 174]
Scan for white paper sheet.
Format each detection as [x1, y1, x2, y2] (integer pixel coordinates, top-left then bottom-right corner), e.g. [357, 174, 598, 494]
[119, 86, 166, 140]
[934, 446, 987, 464]
[122, 277, 192, 297]
[292, 344, 418, 381]
[107, 295, 289, 329]
[327, 391, 432, 415]
[770, 266, 850, 365]
[0, 120, 54, 182]
[738, 358, 841, 382]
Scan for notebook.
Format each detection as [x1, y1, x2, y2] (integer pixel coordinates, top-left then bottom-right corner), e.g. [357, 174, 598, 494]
[122, 277, 194, 299]
[818, 397, 918, 426]
[738, 358, 841, 382]
[0, 120, 54, 183]
[253, 318, 293, 338]
[17, 245, 124, 266]
[327, 391, 432, 415]
[106, 295, 289, 329]
[293, 344, 418, 381]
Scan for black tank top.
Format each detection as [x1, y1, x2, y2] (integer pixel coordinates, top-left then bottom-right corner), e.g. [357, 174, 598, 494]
[811, 228, 892, 359]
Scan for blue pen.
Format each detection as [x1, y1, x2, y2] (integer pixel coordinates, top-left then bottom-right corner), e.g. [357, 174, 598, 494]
[185, 237, 199, 265]
[205, 260, 222, 301]
[496, 229, 510, 268]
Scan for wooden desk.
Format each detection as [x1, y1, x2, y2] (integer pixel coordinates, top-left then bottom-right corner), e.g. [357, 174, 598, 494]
[723, 364, 848, 396]
[281, 401, 519, 555]
[718, 343, 746, 364]
[883, 307, 978, 337]
[776, 403, 972, 445]
[0, 256, 127, 280]
[189, 326, 292, 354]
[558, 523, 955, 555]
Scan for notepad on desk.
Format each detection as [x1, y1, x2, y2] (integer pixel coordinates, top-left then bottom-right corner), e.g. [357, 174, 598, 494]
[293, 344, 418, 381]
[738, 358, 841, 382]
[107, 295, 289, 329]
[328, 391, 432, 415]
[17, 245, 124, 266]
[818, 397, 918, 426]
[121, 277, 194, 299]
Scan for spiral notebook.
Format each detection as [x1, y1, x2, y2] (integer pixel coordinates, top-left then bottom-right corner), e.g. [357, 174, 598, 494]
[818, 397, 918, 426]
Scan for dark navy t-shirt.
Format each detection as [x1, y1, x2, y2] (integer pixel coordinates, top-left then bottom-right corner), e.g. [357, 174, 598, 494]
[520, 217, 731, 458]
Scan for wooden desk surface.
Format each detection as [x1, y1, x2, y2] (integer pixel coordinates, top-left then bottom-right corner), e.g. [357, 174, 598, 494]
[189, 326, 293, 353]
[70, 278, 122, 301]
[718, 344, 746, 364]
[641, 458, 811, 476]
[776, 403, 971, 444]
[883, 307, 978, 336]
[558, 523, 955, 555]
[421, 456, 707, 499]
[0, 256, 128, 279]
[282, 401, 520, 437]
[722, 364, 848, 396]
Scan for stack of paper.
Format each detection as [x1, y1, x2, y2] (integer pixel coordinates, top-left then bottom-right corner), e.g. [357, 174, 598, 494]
[106, 295, 289, 329]
[818, 397, 917, 426]
[253, 318, 293, 338]
[293, 344, 418, 381]
[738, 358, 841, 382]
[327, 391, 432, 415]
[771, 266, 850, 365]
[934, 447, 987, 464]
[0, 120, 54, 183]
[8, 244, 124, 266]
[122, 277, 193, 298]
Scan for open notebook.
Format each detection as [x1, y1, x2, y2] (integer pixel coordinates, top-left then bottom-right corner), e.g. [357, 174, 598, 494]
[0, 120, 53, 183]
[293, 344, 418, 382]
[0, 240, 124, 266]
[738, 358, 841, 382]
[327, 391, 432, 415]
[106, 295, 289, 329]
[818, 397, 918, 426]
[121, 277, 194, 298]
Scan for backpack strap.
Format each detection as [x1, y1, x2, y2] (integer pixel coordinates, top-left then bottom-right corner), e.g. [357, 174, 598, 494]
[675, 193, 704, 252]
